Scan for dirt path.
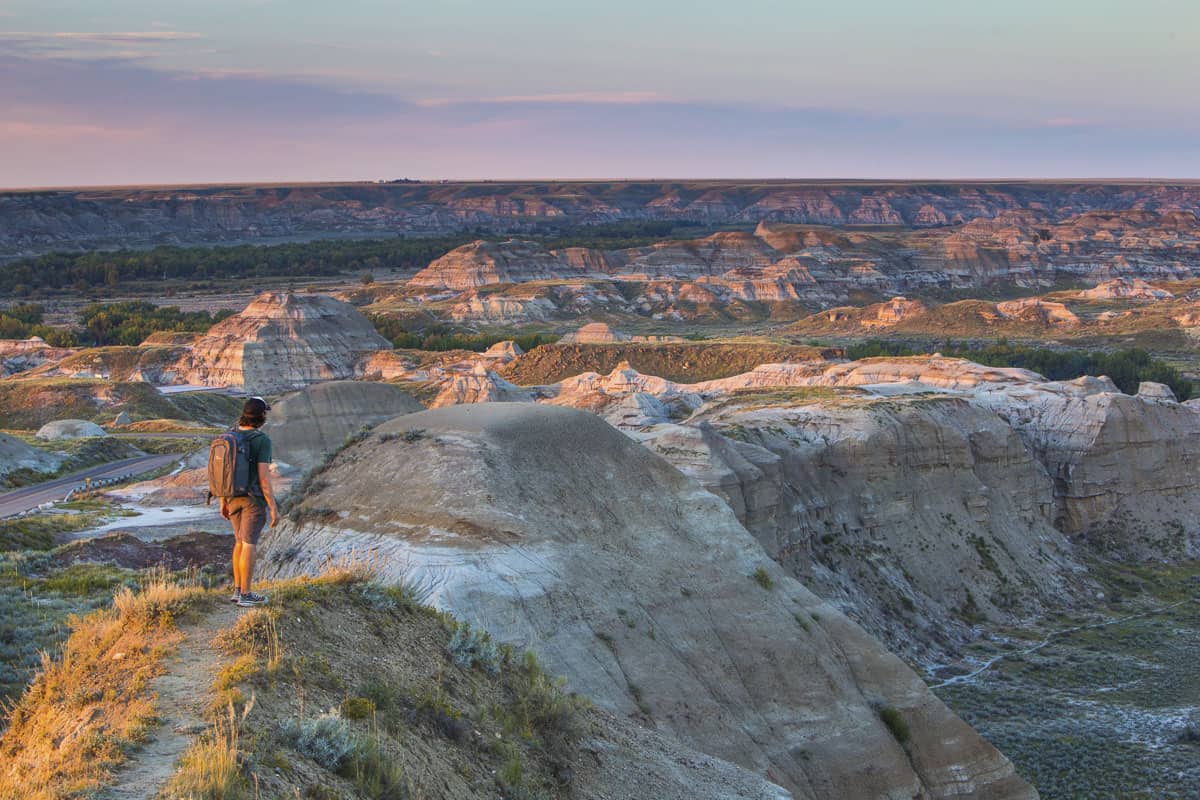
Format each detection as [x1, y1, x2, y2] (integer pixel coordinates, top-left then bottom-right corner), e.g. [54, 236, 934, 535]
[929, 598, 1194, 690]
[98, 601, 241, 800]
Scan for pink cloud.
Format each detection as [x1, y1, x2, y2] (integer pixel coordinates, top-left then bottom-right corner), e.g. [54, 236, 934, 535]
[417, 91, 669, 108]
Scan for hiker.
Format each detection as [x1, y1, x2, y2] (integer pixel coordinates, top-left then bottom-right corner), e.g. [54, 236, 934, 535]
[209, 396, 279, 607]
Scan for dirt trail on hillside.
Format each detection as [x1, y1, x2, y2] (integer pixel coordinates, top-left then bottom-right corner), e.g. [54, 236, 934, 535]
[98, 602, 240, 800]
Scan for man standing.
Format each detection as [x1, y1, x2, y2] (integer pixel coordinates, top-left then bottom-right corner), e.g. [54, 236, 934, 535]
[220, 396, 278, 607]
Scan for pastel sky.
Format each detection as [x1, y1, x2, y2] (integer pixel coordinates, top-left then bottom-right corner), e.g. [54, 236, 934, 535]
[2, 0, 1199, 186]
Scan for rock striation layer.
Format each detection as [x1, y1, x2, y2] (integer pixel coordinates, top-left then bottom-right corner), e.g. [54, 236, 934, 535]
[977, 377, 1200, 558]
[261, 403, 1036, 800]
[405, 210, 1200, 318]
[177, 292, 391, 394]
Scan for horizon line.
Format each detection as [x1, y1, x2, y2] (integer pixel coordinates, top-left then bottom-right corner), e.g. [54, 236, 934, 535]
[5, 176, 1200, 193]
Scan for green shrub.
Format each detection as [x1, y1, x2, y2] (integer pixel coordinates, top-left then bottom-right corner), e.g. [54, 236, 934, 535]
[878, 706, 910, 745]
[340, 697, 376, 721]
[753, 566, 774, 591]
[342, 734, 409, 799]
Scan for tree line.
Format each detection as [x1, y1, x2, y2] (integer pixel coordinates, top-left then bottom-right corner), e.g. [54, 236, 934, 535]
[368, 315, 557, 353]
[0, 236, 478, 296]
[0, 221, 715, 297]
[845, 339, 1194, 399]
[0, 302, 233, 347]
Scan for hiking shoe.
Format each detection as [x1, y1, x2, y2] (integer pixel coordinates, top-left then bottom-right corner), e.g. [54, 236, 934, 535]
[237, 592, 268, 607]
[229, 592, 241, 604]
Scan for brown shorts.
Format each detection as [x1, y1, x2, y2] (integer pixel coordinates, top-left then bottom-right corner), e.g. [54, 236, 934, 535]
[227, 496, 267, 546]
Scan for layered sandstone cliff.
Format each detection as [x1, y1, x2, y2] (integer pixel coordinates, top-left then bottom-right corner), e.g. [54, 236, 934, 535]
[403, 209, 1200, 324]
[177, 292, 391, 394]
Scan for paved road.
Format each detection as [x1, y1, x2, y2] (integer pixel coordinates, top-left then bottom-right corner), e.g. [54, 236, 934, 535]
[109, 432, 213, 440]
[0, 454, 179, 518]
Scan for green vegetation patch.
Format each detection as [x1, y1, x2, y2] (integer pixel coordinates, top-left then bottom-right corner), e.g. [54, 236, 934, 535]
[502, 341, 836, 385]
[369, 315, 559, 353]
[0, 552, 140, 702]
[935, 559, 1200, 798]
[1, 236, 479, 296]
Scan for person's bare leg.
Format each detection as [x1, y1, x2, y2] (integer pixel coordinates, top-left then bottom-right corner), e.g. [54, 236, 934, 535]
[239, 543, 257, 594]
[232, 540, 244, 593]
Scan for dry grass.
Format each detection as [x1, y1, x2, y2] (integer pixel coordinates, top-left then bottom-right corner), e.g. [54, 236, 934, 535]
[164, 698, 253, 800]
[0, 569, 206, 800]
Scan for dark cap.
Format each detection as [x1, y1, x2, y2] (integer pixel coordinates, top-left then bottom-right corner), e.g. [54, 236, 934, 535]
[243, 396, 271, 414]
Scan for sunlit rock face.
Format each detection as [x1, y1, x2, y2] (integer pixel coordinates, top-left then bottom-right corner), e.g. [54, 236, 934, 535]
[261, 403, 1037, 800]
[976, 377, 1200, 559]
[409, 240, 588, 290]
[178, 292, 391, 394]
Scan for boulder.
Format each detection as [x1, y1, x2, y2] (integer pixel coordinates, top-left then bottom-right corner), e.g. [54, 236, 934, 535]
[0, 432, 63, 479]
[267, 380, 424, 473]
[261, 403, 1035, 800]
[35, 419, 107, 440]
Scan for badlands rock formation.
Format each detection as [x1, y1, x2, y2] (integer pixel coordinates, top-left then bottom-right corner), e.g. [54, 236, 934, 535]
[1078, 277, 1174, 301]
[404, 210, 1200, 321]
[532, 358, 1200, 560]
[557, 322, 685, 344]
[35, 419, 107, 440]
[638, 398, 1086, 658]
[538, 356, 1040, 412]
[0, 337, 76, 376]
[262, 403, 1036, 800]
[976, 377, 1200, 558]
[558, 322, 632, 344]
[994, 298, 1079, 327]
[394, 355, 1198, 654]
[177, 292, 391, 394]
[409, 239, 587, 290]
[431, 363, 531, 408]
[21, 345, 187, 383]
[480, 340, 523, 362]
[6, 180, 1199, 258]
[267, 380, 424, 472]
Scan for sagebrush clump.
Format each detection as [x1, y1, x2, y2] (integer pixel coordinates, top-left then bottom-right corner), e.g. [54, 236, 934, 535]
[448, 621, 502, 674]
[278, 711, 357, 771]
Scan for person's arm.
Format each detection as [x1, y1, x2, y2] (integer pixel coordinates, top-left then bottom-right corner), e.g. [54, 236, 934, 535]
[257, 461, 279, 527]
[220, 497, 231, 519]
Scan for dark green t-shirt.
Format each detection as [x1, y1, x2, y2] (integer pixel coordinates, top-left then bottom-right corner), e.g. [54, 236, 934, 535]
[240, 429, 273, 503]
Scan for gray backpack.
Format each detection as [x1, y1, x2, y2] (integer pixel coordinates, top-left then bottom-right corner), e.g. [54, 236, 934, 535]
[207, 429, 259, 502]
